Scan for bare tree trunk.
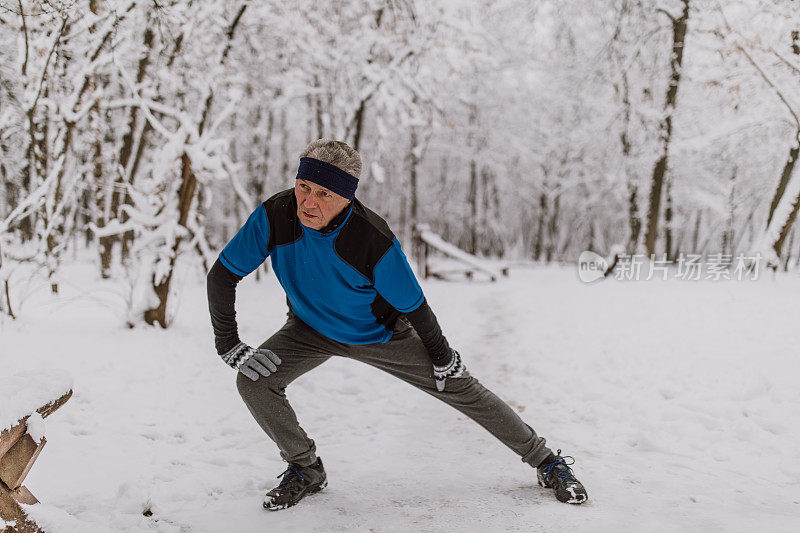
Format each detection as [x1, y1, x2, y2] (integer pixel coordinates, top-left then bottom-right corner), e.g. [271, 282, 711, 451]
[143, 3, 247, 327]
[79, 186, 92, 246]
[94, 114, 112, 276]
[618, 70, 641, 253]
[117, 26, 154, 175]
[280, 108, 290, 185]
[314, 75, 324, 139]
[468, 158, 478, 254]
[2, 278, 13, 319]
[733, 205, 756, 252]
[782, 224, 796, 271]
[766, 30, 800, 228]
[398, 194, 408, 246]
[534, 190, 546, 261]
[558, 214, 574, 259]
[766, 141, 799, 228]
[43, 5, 134, 293]
[245, 84, 271, 205]
[44, 22, 72, 294]
[587, 220, 596, 253]
[261, 108, 275, 196]
[664, 174, 674, 260]
[627, 182, 641, 253]
[0, 242, 15, 319]
[88, 0, 114, 277]
[409, 127, 419, 231]
[643, 0, 690, 255]
[794, 219, 800, 270]
[121, 118, 151, 258]
[351, 97, 369, 152]
[467, 104, 478, 254]
[24, 85, 51, 243]
[0, 137, 13, 219]
[691, 209, 702, 253]
[117, 22, 154, 261]
[144, 153, 196, 327]
[762, 33, 800, 262]
[770, 187, 800, 259]
[306, 95, 315, 142]
[21, 91, 46, 241]
[15, 6, 64, 242]
[546, 195, 560, 262]
[122, 10, 188, 260]
[722, 167, 736, 255]
[481, 166, 502, 256]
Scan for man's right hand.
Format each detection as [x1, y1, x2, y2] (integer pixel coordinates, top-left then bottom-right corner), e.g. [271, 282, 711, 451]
[221, 342, 282, 381]
[433, 349, 466, 392]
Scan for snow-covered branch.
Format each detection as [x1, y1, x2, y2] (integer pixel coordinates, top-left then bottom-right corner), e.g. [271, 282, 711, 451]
[771, 46, 800, 76]
[715, 3, 800, 129]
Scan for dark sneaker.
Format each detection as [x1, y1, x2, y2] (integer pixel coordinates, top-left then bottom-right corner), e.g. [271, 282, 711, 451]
[263, 457, 328, 511]
[537, 450, 588, 504]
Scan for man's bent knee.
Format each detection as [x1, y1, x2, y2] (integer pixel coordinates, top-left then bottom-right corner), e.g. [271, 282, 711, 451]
[236, 369, 284, 404]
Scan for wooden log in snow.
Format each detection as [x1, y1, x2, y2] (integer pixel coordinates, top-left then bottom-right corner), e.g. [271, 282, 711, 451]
[0, 389, 71, 532]
[0, 484, 41, 533]
[0, 435, 46, 491]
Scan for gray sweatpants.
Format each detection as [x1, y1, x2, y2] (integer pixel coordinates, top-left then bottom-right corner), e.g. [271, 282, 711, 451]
[236, 315, 552, 468]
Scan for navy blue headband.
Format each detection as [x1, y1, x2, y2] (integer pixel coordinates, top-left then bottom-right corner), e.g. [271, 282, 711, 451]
[296, 157, 359, 200]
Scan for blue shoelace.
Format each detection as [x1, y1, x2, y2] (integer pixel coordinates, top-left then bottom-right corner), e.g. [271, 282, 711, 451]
[541, 450, 578, 484]
[277, 464, 307, 488]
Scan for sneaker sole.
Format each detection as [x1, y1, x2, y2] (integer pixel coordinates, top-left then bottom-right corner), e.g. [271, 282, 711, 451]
[538, 474, 587, 504]
[263, 479, 328, 511]
[557, 490, 588, 504]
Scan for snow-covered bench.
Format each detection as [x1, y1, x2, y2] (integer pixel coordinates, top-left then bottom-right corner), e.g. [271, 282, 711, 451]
[0, 372, 72, 533]
[413, 224, 509, 282]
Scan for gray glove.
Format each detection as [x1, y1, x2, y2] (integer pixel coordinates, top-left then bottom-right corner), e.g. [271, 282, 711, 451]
[220, 342, 282, 381]
[433, 349, 466, 392]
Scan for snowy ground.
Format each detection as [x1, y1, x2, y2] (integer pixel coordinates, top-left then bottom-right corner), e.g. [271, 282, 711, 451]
[2, 260, 800, 532]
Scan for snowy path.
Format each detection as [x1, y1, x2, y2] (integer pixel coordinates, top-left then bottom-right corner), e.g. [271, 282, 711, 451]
[2, 264, 799, 532]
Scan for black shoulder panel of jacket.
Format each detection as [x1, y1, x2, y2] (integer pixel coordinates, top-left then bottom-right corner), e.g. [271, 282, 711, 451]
[263, 189, 303, 252]
[334, 198, 396, 283]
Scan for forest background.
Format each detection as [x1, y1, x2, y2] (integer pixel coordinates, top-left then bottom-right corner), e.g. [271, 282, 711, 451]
[1, 0, 799, 327]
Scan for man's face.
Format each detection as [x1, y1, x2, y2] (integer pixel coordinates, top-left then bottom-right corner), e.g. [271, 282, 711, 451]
[294, 179, 351, 230]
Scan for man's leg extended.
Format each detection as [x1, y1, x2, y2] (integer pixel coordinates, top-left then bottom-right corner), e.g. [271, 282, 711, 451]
[348, 318, 553, 467]
[236, 317, 345, 467]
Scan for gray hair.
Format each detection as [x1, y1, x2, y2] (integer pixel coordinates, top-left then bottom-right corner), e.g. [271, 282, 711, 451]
[300, 139, 362, 178]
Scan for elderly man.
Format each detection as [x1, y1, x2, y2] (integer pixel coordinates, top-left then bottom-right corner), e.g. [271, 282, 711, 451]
[206, 139, 587, 510]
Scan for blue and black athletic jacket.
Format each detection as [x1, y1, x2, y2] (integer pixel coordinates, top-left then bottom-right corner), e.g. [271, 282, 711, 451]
[207, 189, 452, 364]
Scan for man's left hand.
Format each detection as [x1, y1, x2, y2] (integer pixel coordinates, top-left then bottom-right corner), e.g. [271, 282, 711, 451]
[433, 349, 466, 392]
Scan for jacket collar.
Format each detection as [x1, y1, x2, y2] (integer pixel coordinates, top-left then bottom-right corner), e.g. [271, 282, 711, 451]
[318, 201, 353, 234]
